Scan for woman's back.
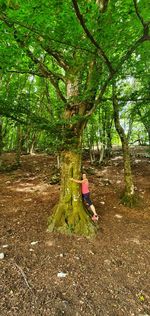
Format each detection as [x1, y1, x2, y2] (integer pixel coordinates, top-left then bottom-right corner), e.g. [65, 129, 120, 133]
[82, 180, 89, 194]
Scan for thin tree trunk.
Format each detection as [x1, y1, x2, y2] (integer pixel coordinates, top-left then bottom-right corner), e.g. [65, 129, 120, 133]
[92, 144, 96, 162]
[112, 87, 136, 206]
[30, 142, 35, 155]
[96, 139, 100, 154]
[89, 149, 94, 164]
[0, 117, 3, 168]
[137, 109, 150, 147]
[16, 125, 22, 166]
[144, 127, 150, 147]
[127, 116, 134, 142]
[148, 129, 150, 147]
[105, 106, 113, 158]
[106, 130, 112, 158]
[99, 143, 105, 164]
[87, 131, 94, 164]
[29, 133, 36, 155]
[56, 154, 60, 169]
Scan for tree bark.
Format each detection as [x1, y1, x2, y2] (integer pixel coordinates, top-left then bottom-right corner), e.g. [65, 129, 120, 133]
[99, 143, 105, 164]
[0, 117, 3, 168]
[56, 154, 60, 170]
[48, 74, 96, 236]
[105, 107, 113, 158]
[106, 130, 112, 158]
[48, 147, 96, 236]
[29, 133, 36, 155]
[148, 128, 150, 147]
[96, 0, 109, 13]
[112, 89, 136, 206]
[16, 124, 22, 166]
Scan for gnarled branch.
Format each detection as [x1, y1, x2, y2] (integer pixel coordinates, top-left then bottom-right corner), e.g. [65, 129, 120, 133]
[72, 0, 114, 74]
[133, 0, 150, 39]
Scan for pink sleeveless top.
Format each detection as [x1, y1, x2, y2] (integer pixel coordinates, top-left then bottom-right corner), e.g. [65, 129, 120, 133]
[82, 180, 89, 194]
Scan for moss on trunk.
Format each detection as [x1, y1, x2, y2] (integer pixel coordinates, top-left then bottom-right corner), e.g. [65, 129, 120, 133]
[48, 150, 96, 237]
[121, 137, 140, 207]
[113, 88, 139, 207]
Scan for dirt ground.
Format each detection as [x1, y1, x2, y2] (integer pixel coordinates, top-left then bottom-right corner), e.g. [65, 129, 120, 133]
[0, 148, 150, 316]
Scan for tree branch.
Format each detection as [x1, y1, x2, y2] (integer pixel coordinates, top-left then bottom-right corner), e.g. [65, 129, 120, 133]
[96, 0, 109, 13]
[95, 30, 149, 107]
[117, 34, 150, 72]
[4, 69, 45, 78]
[84, 75, 112, 118]
[40, 44, 69, 71]
[0, 14, 95, 55]
[12, 261, 32, 291]
[112, 83, 127, 143]
[133, 0, 146, 28]
[10, 26, 67, 103]
[72, 0, 114, 74]
[101, 97, 150, 102]
[26, 49, 66, 102]
[133, 0, 150, 39]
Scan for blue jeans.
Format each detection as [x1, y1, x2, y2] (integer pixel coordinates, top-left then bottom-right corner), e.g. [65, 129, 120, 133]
[82, 193, 92, 206]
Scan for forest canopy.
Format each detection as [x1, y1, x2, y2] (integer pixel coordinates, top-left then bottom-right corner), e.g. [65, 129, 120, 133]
[0, 0, 149, 235]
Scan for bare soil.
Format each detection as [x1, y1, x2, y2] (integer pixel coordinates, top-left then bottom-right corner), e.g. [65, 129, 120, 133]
[0, 148, 150, 316]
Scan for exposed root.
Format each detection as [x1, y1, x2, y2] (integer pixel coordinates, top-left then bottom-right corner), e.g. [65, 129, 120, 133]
[48, 204, 96, 237]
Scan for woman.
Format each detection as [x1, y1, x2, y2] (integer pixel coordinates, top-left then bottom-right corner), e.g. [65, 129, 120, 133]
[71, 173, 98, 221]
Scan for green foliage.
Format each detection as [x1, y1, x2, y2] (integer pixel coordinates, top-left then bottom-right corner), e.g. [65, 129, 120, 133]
[0, 0, 149, 153]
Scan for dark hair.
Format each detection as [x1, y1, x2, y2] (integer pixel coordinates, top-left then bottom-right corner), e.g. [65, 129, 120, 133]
[81, 168, 86, 174]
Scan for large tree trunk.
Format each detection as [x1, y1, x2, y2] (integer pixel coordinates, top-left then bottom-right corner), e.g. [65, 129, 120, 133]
[112, 90, 137, 207]
[48, 73, 96, 236]
[48, 148, 96, 236]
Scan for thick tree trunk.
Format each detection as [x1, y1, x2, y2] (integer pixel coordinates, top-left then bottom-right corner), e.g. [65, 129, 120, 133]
[112, 90, 137, 207]
[48, 149, 96, 236]
[48, 73, 96, 236]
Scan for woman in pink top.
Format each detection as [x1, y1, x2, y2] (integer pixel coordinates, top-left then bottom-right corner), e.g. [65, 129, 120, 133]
[71, 173, 98, 221]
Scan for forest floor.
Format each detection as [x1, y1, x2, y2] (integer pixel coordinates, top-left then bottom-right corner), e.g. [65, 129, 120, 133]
[0, 147, 150, 316]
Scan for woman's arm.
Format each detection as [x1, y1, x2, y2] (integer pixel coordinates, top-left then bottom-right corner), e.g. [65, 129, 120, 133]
[70, 178, 85, 184]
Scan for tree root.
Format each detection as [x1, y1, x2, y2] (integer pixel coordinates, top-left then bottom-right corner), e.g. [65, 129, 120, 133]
[48, 204, 96, 237]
